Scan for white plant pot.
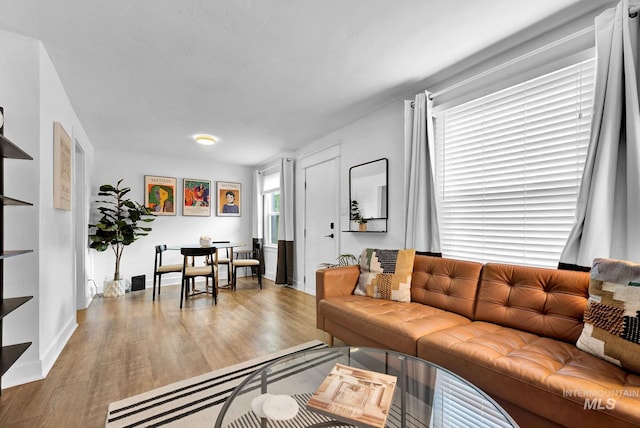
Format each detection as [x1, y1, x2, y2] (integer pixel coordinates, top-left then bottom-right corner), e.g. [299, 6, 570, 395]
[103, 279, 127, 298]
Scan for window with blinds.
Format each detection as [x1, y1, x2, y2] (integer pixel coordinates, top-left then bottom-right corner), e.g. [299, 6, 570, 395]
[430, 370, 515, 427]
[433, 58, 594, 267]
[262, 171, 280, 247]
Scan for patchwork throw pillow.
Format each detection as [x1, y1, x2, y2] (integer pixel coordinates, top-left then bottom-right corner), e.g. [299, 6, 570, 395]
[576, 258, 640, 374]
[354, 248, 416, 302]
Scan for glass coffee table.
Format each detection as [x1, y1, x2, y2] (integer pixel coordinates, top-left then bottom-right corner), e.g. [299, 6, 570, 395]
[215, 346, 518, 427]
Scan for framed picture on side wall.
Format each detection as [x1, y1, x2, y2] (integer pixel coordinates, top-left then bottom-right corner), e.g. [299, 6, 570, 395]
[183, 178, 211, 216]
[53, 121, 72, 211]
[144, 175, 177, 216]
[216, 181, 241, 216]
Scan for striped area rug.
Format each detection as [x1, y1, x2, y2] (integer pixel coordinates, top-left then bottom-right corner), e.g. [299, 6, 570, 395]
[105, 340, 327, 427]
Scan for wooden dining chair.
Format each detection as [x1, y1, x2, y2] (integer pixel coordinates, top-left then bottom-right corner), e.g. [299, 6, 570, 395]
[180, 247, 217, 308]
[205, 241, 232, 289]
[233, 248, 255, 280]
[231, 242, 262, 290]
[153, 244, 183, 301]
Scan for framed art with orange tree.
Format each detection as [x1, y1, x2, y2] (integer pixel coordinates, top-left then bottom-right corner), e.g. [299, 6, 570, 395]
[217, 181, 241, 216]
[144, 175, 177, 216]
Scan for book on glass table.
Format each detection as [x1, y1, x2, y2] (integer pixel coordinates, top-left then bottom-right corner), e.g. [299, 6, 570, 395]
[306, 363, 397, 428]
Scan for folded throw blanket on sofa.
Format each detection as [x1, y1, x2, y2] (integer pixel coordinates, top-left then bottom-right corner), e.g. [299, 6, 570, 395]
[577, 258, 640, 373]
[355, 248, 415, 302]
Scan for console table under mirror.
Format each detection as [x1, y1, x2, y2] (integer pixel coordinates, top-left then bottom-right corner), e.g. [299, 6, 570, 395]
[347, 157, 388, 232]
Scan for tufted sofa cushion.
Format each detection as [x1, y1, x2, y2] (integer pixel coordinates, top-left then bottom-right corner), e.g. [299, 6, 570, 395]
[316, 258, 640, 427]
[411, 256, 483, 319]
[319, 294, 471, 355]
[418, 321, 640, 428]
[475, 263, 590, 343]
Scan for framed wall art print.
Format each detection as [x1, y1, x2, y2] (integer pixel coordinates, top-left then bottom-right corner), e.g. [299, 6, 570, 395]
[216, 181, 241, 217]
[183, 178, 211, 216]
[144, 175, 177, 216]
[53, 122, 72, 211]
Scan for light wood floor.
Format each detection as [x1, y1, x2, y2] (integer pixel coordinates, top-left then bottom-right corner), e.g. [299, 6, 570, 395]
[0, 278, 330, 427]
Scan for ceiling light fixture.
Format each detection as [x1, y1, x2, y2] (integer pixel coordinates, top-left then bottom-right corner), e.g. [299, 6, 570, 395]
[194, 134, 217, 145]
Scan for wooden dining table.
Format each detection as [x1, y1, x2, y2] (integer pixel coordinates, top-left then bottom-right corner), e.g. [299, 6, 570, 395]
[168, 242, 245, 289]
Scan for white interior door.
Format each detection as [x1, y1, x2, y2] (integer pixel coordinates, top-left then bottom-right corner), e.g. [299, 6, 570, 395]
[304, 157, 339, 294]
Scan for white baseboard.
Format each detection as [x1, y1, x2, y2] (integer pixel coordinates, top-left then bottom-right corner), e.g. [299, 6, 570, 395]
[2, 315, 77, 389]
[41, 316, 78, 376]
[1, 357, 43, 389]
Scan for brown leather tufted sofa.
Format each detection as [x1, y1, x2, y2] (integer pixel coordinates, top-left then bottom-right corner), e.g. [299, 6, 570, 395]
[315, 255, 640, 428]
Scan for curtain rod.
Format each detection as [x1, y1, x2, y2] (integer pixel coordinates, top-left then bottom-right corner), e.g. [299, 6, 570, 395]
[257, 167, 277, 175]
[429, 25, 594, 100]
[257, 157, 293, 174]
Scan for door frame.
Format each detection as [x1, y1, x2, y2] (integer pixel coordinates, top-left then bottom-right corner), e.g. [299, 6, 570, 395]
[73, 140, 89, 309]
[299, 145, 341, 295]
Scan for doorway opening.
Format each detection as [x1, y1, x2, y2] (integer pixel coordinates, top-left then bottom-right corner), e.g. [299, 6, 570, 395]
[73, 141, 89, 309]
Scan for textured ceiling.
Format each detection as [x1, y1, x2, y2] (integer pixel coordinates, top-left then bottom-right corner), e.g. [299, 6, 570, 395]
[0, 0, 598, 166]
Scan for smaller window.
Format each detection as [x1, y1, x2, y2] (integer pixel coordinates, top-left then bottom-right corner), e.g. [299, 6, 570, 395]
[264, 191, 280, 246]
[262, 171, 281, 247]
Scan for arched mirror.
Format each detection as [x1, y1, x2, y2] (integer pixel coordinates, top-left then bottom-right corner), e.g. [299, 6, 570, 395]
[349, 158, 388, 232]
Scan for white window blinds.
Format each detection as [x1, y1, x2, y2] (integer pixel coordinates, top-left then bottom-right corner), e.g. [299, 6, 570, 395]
[430, 370, 514, 428]
[434, 58, 594, 267]
[263, 171, 280, 193]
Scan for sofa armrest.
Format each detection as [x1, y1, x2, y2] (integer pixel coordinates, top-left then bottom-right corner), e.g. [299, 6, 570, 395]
[316, 266, 360, 329]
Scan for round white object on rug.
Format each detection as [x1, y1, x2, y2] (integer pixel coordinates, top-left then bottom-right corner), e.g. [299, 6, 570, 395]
[262, 394, 299, 421]
[251, 393, 273, 419]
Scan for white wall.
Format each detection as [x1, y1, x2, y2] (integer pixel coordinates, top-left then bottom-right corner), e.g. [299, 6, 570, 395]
[0, 30, 96, 388]
[38, 41, 96, 379]
[263, 246, 277, 281]
[90, 150, 254, 289]
[293, 99, 406, 292]
[0, 30, 41, 389]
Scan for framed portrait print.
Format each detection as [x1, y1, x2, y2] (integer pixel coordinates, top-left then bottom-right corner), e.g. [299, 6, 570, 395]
[217, 181, 241, 216]
[53, 122, 72, 211]
[144, 175, 177, 216]
[183, 178, 211, 216]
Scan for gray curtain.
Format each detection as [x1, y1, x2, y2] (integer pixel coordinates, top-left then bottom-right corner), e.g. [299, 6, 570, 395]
[403, 91, 441, 253]
[276, 158, 295, 285]
[560, 0, 640, 267]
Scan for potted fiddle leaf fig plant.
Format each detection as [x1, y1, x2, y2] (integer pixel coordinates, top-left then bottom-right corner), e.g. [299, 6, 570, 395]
[88, 179, 155, 297]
